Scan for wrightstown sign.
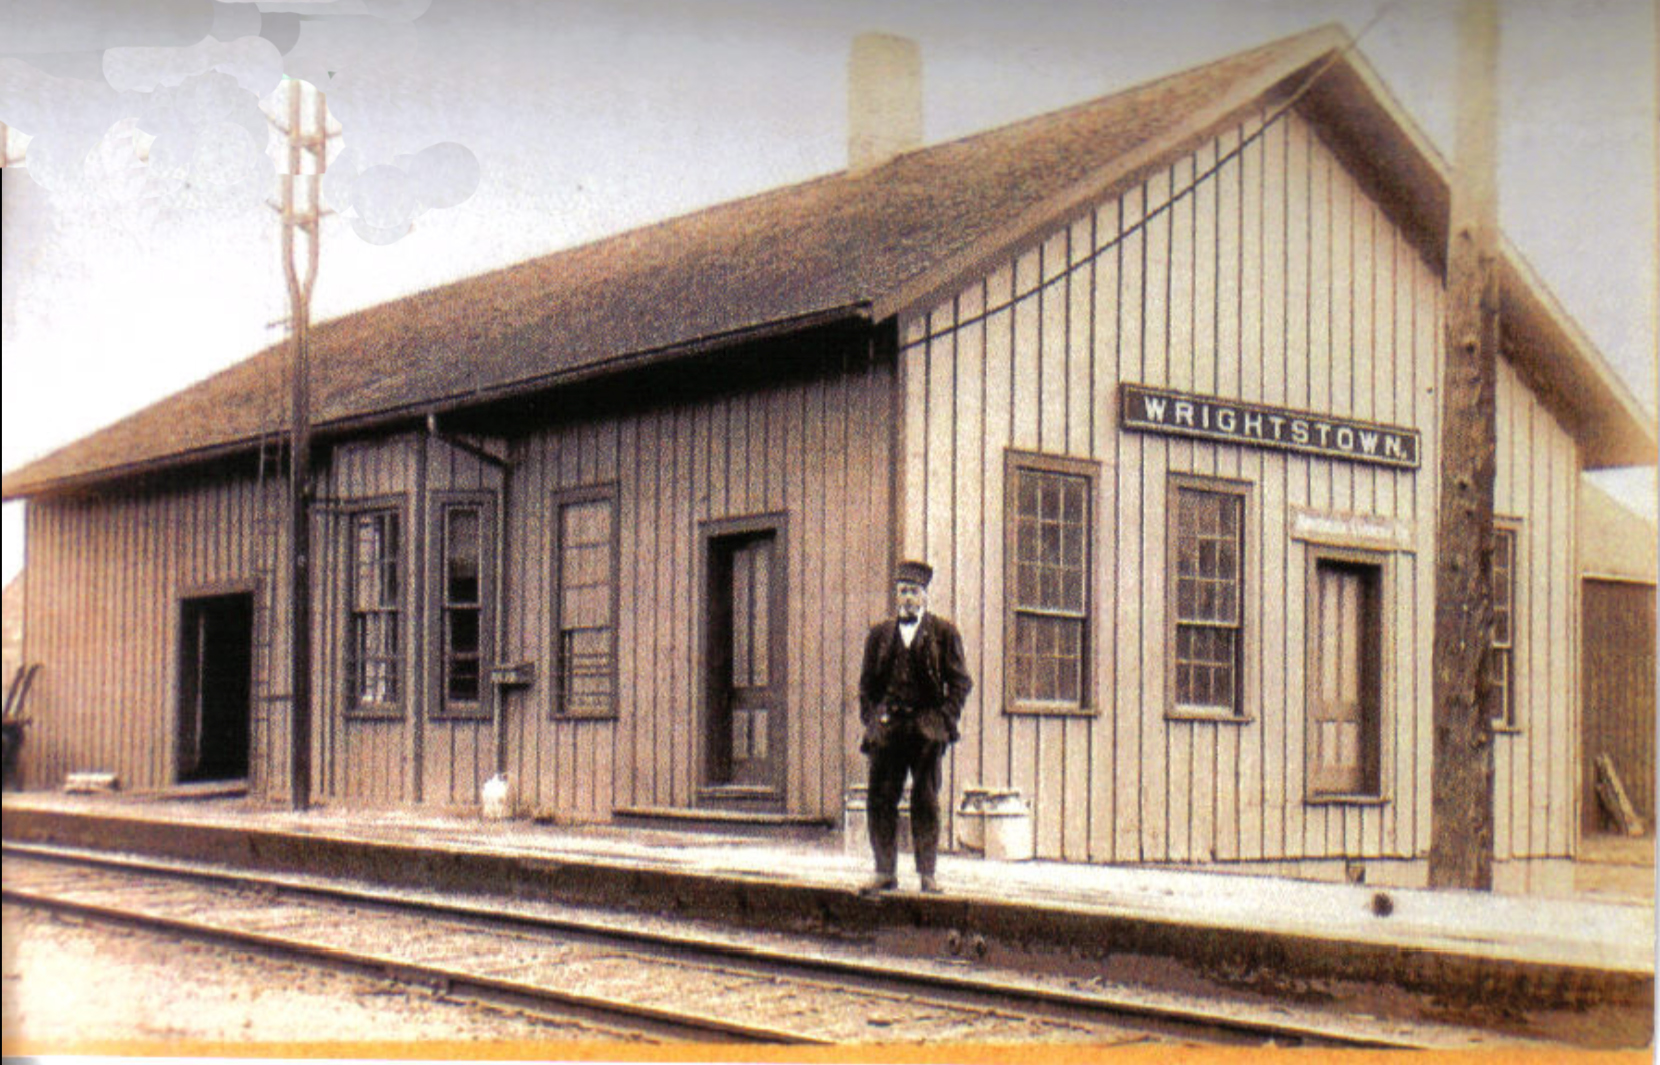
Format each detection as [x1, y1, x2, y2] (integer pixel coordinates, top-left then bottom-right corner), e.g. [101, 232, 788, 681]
[1119, 384, 1420, 469]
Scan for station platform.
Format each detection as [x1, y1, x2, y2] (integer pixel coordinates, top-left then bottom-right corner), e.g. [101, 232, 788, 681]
[2, 789, 1652, 1021]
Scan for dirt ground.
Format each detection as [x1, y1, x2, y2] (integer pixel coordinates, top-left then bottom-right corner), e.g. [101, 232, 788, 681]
[0, 903, 645, 1053]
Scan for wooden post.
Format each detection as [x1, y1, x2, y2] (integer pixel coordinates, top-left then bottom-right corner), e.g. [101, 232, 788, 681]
[1428, 0, 1500, 890]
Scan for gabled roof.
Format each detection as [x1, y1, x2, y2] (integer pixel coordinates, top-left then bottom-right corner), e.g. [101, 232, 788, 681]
[4, 25, 1653, 498]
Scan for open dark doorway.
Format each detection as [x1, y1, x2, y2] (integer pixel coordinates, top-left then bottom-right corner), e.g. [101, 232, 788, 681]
[178, 593, 254, 784]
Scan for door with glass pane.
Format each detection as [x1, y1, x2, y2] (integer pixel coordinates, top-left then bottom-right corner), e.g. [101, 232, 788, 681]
[1308, 558, 1383, 796]
[706, 530, 782, 793]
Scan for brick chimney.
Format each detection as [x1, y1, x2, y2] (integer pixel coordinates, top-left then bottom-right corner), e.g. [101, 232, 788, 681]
[848, 33, 922, 172]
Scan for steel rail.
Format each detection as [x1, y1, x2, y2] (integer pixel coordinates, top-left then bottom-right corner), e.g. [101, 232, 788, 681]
[3, 857, 809, 1044]
[1, 841, 1455, 1048]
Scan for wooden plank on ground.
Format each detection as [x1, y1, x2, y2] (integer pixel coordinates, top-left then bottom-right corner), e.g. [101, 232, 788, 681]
[1595, 754, 1646, 836]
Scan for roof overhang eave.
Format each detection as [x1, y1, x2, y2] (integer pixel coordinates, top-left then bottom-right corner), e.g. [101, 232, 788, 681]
[1498, 246, 1657, 470]
[1, 301, 876, 502]
[1308, 48, 1655, 469]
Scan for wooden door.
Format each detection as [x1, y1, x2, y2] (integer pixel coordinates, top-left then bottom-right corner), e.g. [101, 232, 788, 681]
[1308, 560, 1381, 796]
[707, 532, 783, 794]
[1583, 579, 1656, 832]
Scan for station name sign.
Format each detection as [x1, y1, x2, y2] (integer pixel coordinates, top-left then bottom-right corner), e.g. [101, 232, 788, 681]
[1119, 384, 1419, 469]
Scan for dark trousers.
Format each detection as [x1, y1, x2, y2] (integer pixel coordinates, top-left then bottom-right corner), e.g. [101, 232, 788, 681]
[866, 726, 945, 877]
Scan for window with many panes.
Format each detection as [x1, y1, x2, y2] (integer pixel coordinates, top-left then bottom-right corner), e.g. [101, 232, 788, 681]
[347, 509, 401, 714]
[1487, 525, 1517, 728]
[438, 502, 489, 716]
[1169, 478, 1247, 717]
[554, 489, 617, 717]
[1006, 452, 1094, 712]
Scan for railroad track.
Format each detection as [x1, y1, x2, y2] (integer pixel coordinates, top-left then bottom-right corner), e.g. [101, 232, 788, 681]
[1, 842, 1479, 1047]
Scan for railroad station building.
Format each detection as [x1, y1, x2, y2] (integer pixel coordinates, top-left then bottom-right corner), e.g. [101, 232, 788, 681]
[3, 26, 1653, 894]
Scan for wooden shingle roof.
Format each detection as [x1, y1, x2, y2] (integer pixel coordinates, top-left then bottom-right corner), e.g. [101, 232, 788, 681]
[5, 25, 1652, 498]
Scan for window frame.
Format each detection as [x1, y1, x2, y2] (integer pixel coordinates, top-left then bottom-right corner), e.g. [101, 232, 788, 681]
[1488, 520, 1522, 733]
[1003, 449, 1099, 717]
[551, 483, 621, 720]
[342, 499, 406, 721]
[430, 492, 496, 721]
[1165, 473, 1255, 723]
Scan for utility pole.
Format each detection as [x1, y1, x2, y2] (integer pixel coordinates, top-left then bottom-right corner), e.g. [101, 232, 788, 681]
[1429, 0, 1500, 890]
[271, 79, 332, 811]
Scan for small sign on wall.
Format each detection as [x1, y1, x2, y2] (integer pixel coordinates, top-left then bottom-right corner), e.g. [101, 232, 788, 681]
[1120, 384, 1420, 469]
[1289, 506, 1413, 552]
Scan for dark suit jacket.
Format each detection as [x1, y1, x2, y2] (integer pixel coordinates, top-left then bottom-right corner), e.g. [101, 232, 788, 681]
[858, 613, 973, 748]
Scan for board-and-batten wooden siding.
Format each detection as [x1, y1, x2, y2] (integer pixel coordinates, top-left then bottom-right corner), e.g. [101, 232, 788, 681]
[1493, 360, 1581, 861]
[899, 106, 1580, 867]
[499, 356, 893, 821]
[20, 348, 893, 821]
[298, 355, 894, 816]
[305, 430, 502, 808]
[21, 469, 276, 792]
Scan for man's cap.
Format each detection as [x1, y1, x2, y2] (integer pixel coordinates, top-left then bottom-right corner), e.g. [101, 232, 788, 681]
[895, 560, 933, 587]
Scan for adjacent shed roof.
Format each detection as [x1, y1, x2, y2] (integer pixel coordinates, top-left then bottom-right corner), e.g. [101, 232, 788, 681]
[4, 25, 1653, 499]
[1580, 478, 1658, 585]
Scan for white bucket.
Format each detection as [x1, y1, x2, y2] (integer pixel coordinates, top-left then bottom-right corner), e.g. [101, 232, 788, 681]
[480, 772, 512, 820]
[955, 786, 1023, 851]
[843, 785, 868, 857]
[980, 792, 1034, 862]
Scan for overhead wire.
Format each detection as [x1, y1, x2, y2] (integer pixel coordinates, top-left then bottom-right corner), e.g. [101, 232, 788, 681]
[904, 1, 1406, 348]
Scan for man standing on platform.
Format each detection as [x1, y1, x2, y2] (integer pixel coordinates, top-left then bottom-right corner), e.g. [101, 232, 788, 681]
[857, 560, 973, 895]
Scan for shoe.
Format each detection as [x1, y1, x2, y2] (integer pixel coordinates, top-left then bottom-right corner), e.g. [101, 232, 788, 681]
[859, 875, 898, 896]
[919, 874, 942, 894]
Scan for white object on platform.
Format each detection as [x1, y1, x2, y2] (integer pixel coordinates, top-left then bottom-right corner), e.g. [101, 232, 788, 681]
[480, 772, 512, 820]
[64, 771, 120, 793]
[955, 786, 1025, 852]
[979, 791, 1034, 862]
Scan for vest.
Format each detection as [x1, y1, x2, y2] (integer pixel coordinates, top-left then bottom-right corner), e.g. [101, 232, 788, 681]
[883, 629, 931, 710]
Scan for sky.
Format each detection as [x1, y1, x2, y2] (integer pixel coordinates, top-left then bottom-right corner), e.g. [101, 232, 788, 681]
[2, 0, 1656, 588]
